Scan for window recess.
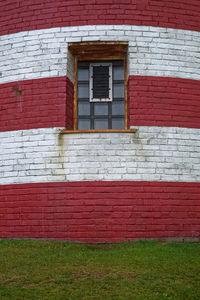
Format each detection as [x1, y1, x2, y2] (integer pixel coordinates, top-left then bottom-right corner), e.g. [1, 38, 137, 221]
[68, 42, 128, 131]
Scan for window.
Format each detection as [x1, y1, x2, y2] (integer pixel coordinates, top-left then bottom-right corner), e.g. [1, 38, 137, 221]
[68, 42, 128, 131]
[77, 60, 125, 130]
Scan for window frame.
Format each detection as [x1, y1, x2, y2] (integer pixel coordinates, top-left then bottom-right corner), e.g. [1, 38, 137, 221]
[77, 60, 125, 130]
[68, 42, 128, 131]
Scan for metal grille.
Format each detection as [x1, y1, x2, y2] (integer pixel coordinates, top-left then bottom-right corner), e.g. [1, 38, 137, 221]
[93, 66, 109, 98]
[90, 63, 112, 102]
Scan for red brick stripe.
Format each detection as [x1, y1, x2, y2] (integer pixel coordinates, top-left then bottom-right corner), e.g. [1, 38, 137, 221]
[0, 181, 199, 242]
[0, 77, 73, 132]
[128, 76, 200, 129]
[1, 76, 200, 132]
[0, 0, 200, 36]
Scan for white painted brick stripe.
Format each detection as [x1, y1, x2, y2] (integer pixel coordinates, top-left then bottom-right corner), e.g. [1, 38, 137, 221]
[0, 25, 200, 84]
[0, 126, 200, 185]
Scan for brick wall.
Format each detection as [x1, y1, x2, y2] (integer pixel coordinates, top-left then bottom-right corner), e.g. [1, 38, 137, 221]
[0, 0, 199, 36]
[66, 77, 74, 130]
[128, 76, 200, 128]
[0, 77, 73, 132]
[1, 25, 199, 132]
[1, 26, 200, 86]
[0, 2, 200, 242]
[0, 181, 199, 242]
[2, 75, 200, 132]
[1, 127, 200, 185]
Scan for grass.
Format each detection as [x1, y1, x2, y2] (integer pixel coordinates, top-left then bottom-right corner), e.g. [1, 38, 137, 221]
[0, 240, 199, 300]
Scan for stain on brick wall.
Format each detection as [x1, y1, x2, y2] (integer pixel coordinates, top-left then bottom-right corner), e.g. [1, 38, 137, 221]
[0, 77, 73, 132]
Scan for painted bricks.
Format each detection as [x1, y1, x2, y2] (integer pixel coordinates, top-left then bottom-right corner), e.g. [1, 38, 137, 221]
[0, 0, 200, 36]
[0, 77, 73, 132]
[128, 76, 200, 129]
[0, 2, 200, 242]
[0, 126, 200, 185]
[1, 25, 200, 133]
[1, 76, 200, 133]
[66, 77, 74, 130]
[0, 181, 199, 242]
[1, 25, 200, 85]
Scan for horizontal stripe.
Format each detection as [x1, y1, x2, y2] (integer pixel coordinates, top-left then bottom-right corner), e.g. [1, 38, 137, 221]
[128, 76, 200, 129]
[0, 77, 73, 132]
[0, 126, 200, 185]
[0, 25, 200, 85]
[0, 0, 200, 36]
[1, 76, 200, 133]
[0, 181, 199, 242]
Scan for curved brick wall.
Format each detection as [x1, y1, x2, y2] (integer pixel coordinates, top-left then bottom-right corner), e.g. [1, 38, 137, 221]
[0, 77, 73, 132]
[128, 76, 200, 128]
[1, 25, 200, 131]
[0, 0, 200, 36]
[1, 127, 200, 185]
[0, 182, 199, 242]
[1, 26, 200, 86]
[0, 1, 200, 242]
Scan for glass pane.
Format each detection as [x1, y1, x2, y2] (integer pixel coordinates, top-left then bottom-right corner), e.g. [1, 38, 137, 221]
[112, 101, 124, 115]
[94, 119, 108, 130]
[94, 103, 108, 116]
[113, 83, 124, 98]
[78, 83, 89, 99]
[112, 118, 124, 129]
[78, 68, 89, 81]
[78, 119, 90, 130]
[113, 65, 124, 81]
[78, 102, 90, 116]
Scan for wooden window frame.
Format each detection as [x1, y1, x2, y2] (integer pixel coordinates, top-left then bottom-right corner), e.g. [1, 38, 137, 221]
[68, 42, 128, 130]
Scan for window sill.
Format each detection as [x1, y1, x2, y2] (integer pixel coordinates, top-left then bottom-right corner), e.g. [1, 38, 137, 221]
[60, 129, 137, 134]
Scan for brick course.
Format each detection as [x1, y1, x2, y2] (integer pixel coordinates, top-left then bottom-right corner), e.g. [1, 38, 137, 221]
[1, 76, 200, 132]
[1, 25, 200, 85]
[1, 127, 199, 185]
[0, 77, 73, 132]
[0, 0, 200, 36]
[0, 181, 199, 242]
[128, 76, 200, 129]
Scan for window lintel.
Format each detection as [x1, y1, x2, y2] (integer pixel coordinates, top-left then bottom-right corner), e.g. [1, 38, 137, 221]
[68, 42, 128, 61]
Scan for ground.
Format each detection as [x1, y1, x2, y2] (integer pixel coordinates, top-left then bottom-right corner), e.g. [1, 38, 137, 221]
[0, 240, 199, 299]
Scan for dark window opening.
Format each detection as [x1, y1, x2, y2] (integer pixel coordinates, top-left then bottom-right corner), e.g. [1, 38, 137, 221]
[93, 66, 110, 98]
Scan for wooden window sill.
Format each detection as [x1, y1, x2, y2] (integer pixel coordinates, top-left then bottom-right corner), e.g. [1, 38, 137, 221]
[60, 129, 137, 134]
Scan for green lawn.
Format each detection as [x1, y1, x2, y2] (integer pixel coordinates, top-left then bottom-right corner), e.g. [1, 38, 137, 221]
[0, 240, 199, 300]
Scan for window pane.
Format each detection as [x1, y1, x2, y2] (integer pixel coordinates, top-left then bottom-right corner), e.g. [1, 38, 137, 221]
[113, 83, 124, 98]
[112, 118, 124, 129]
[78, 119, 90, 130]
[78, 83, 89, 99]
[94, 119, 108, 130]
[113, 65, 124, 81]
[94, 103, 108, 116]
[112, 101, 124, 115]
[78, 68, 89, 81]
[78, 102, 90, 116]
